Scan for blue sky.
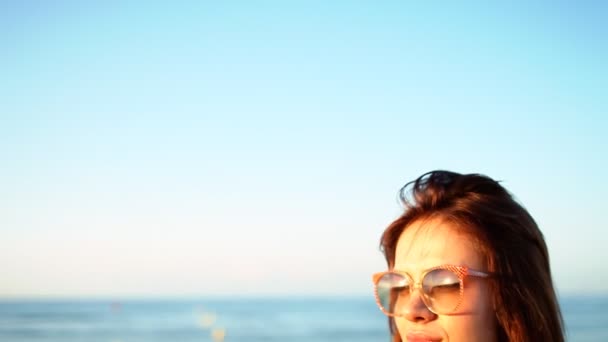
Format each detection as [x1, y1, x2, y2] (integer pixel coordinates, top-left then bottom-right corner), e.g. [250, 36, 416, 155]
[1, 1, 606, 297]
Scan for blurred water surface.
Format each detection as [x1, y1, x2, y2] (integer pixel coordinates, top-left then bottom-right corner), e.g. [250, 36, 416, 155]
[0, 296, 605, 341]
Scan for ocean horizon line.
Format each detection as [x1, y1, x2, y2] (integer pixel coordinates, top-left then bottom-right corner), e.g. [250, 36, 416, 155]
[1, 291, 606, 302]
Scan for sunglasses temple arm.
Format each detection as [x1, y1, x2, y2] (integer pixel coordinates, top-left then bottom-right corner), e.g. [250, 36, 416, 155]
[468, 269, 490, 278]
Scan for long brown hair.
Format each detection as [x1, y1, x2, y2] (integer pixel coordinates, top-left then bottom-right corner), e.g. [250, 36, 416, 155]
[380, 170, 564, 342]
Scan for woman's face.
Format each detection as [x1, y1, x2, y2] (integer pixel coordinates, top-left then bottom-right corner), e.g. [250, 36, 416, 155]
[392, 218, 497, 342]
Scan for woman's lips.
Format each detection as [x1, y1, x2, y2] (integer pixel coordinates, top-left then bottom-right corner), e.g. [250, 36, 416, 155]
[406, 332, 442, 342]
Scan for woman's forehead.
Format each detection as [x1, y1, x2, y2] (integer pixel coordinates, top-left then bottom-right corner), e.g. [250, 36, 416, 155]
[394, 218, 483, 271]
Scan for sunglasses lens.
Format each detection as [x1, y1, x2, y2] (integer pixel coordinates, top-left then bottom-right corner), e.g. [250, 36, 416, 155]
[422, 269, 461, 313]
[376, 272, 410, 315]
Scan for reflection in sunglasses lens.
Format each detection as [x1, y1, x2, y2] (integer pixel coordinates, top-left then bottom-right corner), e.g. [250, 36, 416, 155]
[376, 269, 463, 314]
[423, 269, 461, 313]
[377, 272, 409, 315]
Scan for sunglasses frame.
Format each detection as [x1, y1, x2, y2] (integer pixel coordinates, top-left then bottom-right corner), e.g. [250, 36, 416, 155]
[372, 265, 490, 316]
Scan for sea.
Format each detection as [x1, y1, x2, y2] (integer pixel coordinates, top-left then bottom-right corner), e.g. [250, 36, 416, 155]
[0, 295, 605, 341]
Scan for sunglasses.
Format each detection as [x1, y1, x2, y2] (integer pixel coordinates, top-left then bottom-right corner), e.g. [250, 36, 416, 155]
[372, 265, 490, 316]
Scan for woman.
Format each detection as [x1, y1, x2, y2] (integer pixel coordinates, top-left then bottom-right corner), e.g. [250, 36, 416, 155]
[373, 170, 564, 342]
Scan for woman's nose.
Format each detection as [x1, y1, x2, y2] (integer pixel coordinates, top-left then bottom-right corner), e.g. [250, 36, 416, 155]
[400, 291, 438, 323]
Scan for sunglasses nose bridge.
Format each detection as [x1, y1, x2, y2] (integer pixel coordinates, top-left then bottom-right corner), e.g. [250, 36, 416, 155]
[409, 277, 439, 313]
[400, 280, 437, 317]
[409, 273, 428, 293]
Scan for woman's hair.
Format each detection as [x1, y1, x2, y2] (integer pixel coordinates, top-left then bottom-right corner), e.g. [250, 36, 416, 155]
[380, 170, 564, 342]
